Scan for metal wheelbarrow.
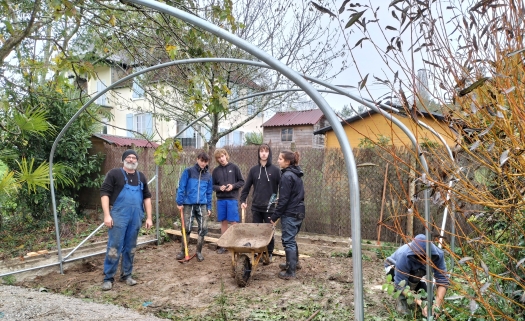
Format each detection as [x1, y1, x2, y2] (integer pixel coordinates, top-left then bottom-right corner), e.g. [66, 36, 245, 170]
[216, 223, 274, 287]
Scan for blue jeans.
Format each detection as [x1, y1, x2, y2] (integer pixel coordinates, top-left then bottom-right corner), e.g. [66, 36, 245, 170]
[280, 215, 303, 251]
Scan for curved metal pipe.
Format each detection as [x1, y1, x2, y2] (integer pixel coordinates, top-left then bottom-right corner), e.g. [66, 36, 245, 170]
[228, 88, 339, 104]
[298, 75, 434, 316]
[51, 38, 364, 321]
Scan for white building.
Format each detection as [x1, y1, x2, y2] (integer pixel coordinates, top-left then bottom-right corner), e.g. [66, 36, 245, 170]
[85, 58, 265, 148]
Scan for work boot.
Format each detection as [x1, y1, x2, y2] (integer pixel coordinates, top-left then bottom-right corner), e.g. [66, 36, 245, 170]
[279, 251, 301, 270]
[176, 240, 186, 260]
[278, 249, 297, 280]
[124, 277, 137, 286]
[101, 281, 112, 291]
[196, 236, 205, 262]
[396, 295, 409, 316]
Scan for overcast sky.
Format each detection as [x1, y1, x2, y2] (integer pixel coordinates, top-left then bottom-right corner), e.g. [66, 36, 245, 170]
[313, 0, 448, 113]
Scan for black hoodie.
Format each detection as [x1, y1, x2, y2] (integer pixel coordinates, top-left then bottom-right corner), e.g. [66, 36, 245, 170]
[240, 146, 281, 212]
[270, 165, 305, 222]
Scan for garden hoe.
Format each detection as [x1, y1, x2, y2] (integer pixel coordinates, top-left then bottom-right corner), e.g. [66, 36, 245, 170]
[178, 208, 195, 263]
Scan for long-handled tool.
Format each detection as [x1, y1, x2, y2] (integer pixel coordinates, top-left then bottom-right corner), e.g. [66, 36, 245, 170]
[178, 208, 195, 263]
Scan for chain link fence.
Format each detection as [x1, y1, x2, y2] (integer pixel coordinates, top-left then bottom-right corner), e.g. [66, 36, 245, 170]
[93, 144, 473, 243]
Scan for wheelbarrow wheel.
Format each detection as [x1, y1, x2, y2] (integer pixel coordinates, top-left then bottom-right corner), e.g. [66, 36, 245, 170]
[235, 254, 252, 287]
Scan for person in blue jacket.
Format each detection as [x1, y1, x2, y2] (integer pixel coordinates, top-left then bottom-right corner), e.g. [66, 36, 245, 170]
[175, 151, 213, 262]
[385, 234, 449, 317]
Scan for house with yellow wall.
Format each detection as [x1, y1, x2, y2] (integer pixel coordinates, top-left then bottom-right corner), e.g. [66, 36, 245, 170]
[313, 108, 455, 149]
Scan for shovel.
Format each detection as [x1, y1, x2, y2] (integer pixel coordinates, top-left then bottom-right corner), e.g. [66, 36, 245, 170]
[178, 207, 195, 263]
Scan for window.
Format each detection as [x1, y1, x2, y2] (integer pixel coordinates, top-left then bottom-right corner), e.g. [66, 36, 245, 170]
[126, 113, 152, 137]
[233, 131, 244, 146]
[177, 121, 202, 148]
[132, 67, 145, 99]
[96, 80, 107, 106]
[135, 114, 146, 133]
[100, 117, 108, 134]
[281, 128, 293, 141]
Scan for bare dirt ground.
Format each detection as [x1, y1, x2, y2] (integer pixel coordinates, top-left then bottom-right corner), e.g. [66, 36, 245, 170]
[15, 239, 392, 320]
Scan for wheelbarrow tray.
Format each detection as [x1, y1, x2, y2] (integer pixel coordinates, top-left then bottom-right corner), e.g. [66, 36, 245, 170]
[217, 223, 274, 253]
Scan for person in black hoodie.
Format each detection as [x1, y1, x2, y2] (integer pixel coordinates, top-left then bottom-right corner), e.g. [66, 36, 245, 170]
[240, 144, 281, 262]
[270, 150, 305, 280]
[212, 148, 245, 254]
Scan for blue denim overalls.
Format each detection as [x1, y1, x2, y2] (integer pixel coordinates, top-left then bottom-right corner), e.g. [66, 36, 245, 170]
[103, 168, 144, 282]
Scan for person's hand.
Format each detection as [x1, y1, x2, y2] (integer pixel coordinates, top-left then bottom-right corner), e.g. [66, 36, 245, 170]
[145, 218, 153, 229]
[220, 185, 227, 191]
[207, 210, 211, 217]
[225, 184, 233, 191]
[269, 219, 276, 226]
[241, 203, 247, 209]
[177, 205, 183, 211]
[422, 304, 440, 318]
[104, 215, 113, 228]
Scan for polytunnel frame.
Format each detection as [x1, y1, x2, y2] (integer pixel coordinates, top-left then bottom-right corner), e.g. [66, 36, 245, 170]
[38, 54, 436, 320]
[37, 0, 442, 318]
[7, 53, 427, 321]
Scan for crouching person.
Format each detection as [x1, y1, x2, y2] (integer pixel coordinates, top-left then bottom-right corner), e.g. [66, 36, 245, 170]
[385, 234, 449, 317]
[175, 151, 213, 262]
[100, 149, 153, 291]
[270, 150, 305, 280]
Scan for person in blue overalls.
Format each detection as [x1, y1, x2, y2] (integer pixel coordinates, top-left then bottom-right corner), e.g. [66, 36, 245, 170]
[100, 149, 153, 291]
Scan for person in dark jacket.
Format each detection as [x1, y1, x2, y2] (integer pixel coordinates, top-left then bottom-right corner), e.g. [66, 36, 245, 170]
[175, 151, 213, 262]
[385, 234, 449, 317]
[270, 150, 305, 280]
[100, 149, 153, 291]
[212, 148, 245, 254]
[240, 144, 281, 262]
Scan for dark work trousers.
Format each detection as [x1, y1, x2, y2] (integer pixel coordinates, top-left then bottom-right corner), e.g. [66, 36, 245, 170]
[182, 204, 208, 240]
[252, 210, 275, 254]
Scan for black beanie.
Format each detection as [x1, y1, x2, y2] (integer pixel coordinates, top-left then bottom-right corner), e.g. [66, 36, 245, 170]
[122, 149, 138, 161]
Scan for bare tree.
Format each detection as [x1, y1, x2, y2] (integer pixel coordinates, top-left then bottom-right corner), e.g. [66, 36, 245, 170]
[74, 0, 347, 151]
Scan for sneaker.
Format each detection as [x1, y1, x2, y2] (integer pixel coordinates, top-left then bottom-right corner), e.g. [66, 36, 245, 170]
[101, 281, 112, 291]
[125, 277, 137, 286]
[216, 247, 227, 254]
[196, 252, 204, 262]
[176, 251, 185, 260]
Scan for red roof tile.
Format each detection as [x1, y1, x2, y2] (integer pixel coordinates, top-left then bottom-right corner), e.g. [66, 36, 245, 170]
[262, 109, 324, 127]
[93, 134, 159, 148]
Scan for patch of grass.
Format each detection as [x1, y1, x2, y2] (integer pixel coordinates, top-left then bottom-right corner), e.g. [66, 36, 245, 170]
[2, 275, 16, 285]
[0, 217, 106, 259]
[331, 250, 352, 258]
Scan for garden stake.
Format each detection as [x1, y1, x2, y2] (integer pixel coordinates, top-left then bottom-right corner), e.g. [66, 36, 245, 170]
[178, 208, 195, 263]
